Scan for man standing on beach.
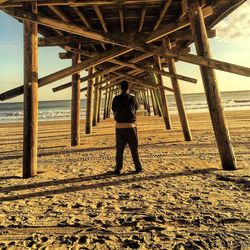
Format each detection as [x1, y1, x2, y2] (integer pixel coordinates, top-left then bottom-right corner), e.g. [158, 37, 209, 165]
[112, 81, 143, 175]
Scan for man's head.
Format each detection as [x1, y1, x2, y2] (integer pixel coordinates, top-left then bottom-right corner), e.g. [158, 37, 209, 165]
[120, 80, 129, 92]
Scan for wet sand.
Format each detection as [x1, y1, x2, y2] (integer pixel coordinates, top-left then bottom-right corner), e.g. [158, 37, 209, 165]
[0, 111, 249, 249]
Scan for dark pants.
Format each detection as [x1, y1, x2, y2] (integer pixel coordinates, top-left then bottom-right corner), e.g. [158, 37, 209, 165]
[115, 127, 142, 171]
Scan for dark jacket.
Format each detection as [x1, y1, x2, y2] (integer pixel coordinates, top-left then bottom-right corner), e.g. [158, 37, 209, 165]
[112, 92, 138, 123]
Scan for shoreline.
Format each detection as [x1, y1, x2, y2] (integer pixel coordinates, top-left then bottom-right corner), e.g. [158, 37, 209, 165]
[0, 109, 249, 126]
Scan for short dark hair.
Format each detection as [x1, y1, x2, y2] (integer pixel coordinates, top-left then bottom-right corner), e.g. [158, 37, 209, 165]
[120, 80, 129, 91]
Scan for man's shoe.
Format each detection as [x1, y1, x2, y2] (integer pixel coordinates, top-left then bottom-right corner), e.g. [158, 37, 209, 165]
[114, 169, 121, 175]
[135, 168, 143, 174]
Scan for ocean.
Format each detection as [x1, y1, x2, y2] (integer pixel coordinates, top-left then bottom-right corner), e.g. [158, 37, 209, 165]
[0, 90, 249, 123]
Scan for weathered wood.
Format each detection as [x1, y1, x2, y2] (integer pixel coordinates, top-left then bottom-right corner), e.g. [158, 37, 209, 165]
[188, 0, 237, 170]
[93, 5, 108, 32]
[0, 0, 165, 7]
[5, 7, 250, 77]
[73, 7, 91, 28]
[49, 5, 71, 22]
[138, 5, 146, 32]
[153, 0, 172, 30]
[150, 89, 157, 116]
[103, 83, 108, 120]
[53, 52, 153, 93]
[92, 77, 100, 126]
[154, 57, 172, 129]
[145, 5, 213, 42]
[115, 72, 166, 90]
[170, 29, 216, 40]
[85, 67, 94, 134]
[107, 87, 114, 118]
[97, 78, 103, 123]
[105, 88, 111, 118]
[111, 58, 197, 83]
[146, 89, 151, 114]
[1, 2, 249, 103]
[149, 76, 162, 117]
[96, 75, 122, 88]
[38, 36, 97, 47]
[164, 38, 192, 141]
[23, 2, 38, 178]
[71, 48, 81, 146]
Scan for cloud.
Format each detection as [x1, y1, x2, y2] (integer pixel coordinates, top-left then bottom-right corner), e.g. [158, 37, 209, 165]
[215, 2, 250, 45]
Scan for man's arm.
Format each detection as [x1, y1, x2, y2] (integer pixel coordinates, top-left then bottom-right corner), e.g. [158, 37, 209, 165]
[112, 96, 117, 113]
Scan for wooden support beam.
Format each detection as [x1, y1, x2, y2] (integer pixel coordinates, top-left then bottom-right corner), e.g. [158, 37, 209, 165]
[59, 51, 73, 59]
[72, 6, 98, 52]
[85, 67, 94, 134]
[177, 0, 188, 21]
[5, 7, 250, 77]
[1, 5, 250, 101]
[103, 84, 108, 120]
[188, 0, 237, 170]
[93, 5, 108, 32]
[0, 47, 130, 101]
[107, 86, 114, 118]
[153, 0, 172, 31]
[146, 89, 151, 114]
[97, 77, 103, 123]
[111, 58, 197, 83]
[93, 5, 110, 50]
[38, 36, 97, 47]
[154, 57, 172, 129]
[152, 88, 162, 116]
[49, 5, 71, 22]
[164, 38, 192, 141]
[95, 75, 122, 88]
[3, 7, 250, 76]
[145, 5, 213, 42]
[150, 89, 157, 116]
[53, 52, 152, 93]
[116, 72, 173, 91]
[71, 47, 81, 146]
[170, 29, 216, 40]
[0, 0, 166, 7]
[92, 77, 100, 126]
[119, 6, 124, 33]
[80, 86, 87, 92]
[23, 2, 38, 178]
[138, 5, 146, 32]
[73, 7, 91, 28]
[61, 45, 197, 84]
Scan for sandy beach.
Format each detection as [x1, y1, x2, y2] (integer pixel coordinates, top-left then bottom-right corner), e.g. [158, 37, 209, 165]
[0, 110, 249, 249]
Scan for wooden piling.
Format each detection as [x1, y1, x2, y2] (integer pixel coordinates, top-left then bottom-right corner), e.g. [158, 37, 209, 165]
[188, 0, 237, 170]
[154, 57, 172, 129]
[85, 67, 94, 134]
[103, 83, 108, 120]
[146, 89, 151, 114]
[150, 89, 157, 116]
[71, 46, 81, 146]
[107, 86, 114, 118]
[153, 89, 162, 117]
[23, 2, 38, 178]
[92, 77, 99, 126]
[97, 77, 102, 123]
[164, 38, 192, 141]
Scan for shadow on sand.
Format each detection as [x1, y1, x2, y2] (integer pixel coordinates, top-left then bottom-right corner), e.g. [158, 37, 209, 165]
[0, 168, 217, 202]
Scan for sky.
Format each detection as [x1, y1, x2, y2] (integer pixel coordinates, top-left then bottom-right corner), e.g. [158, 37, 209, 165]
[0, 2, 249, 102]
